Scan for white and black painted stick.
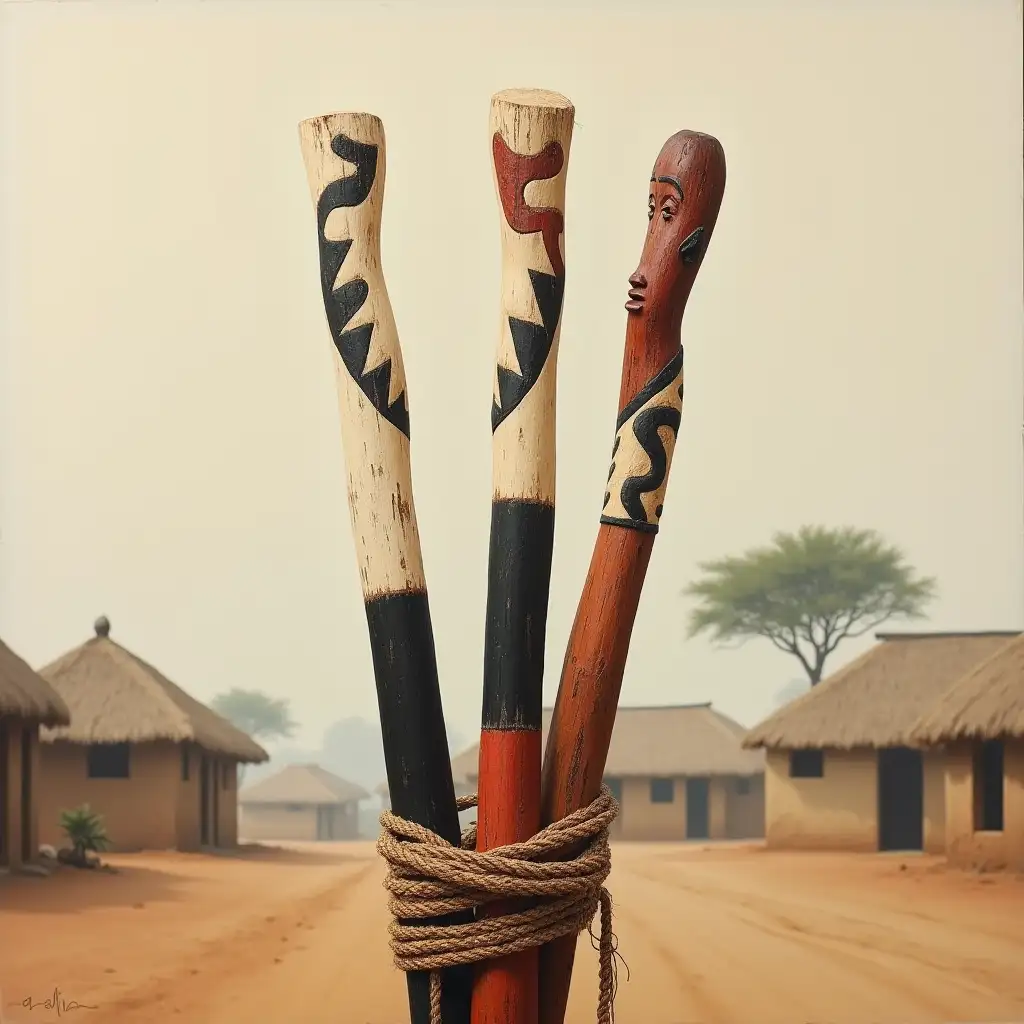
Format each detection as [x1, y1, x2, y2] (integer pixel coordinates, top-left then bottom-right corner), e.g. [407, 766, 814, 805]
[298, 111, 471, 1024]
[474, 88, 574, 1024]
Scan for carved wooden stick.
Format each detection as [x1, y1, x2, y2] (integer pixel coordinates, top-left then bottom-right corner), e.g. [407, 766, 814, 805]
[537, 131, 727, 1024]
[298, 112, 471, 1024]
[475, 88, 574, 1024]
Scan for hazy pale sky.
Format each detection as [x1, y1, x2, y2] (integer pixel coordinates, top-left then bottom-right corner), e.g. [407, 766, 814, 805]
[1, 0, 1021, 749]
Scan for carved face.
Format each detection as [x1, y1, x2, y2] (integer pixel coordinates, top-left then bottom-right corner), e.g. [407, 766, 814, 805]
[625, 131, 726, 322]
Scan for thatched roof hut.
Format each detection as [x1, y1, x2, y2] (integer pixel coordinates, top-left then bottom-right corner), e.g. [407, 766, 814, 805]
[907, 634, 1024, 744]
[0, 636, 70, 727]
[448, 703, 764, 787]
[240, 764, 368, 806]
[744, 631, 1020, 751]
[38, 617, 267, 763]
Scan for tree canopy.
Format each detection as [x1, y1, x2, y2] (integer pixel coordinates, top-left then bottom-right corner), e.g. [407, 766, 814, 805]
[210, 687, 296, 742]
[685, 525, 937, 685]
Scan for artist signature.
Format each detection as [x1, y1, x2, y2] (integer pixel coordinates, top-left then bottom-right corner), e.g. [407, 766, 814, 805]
[0, 987, 96, 1021]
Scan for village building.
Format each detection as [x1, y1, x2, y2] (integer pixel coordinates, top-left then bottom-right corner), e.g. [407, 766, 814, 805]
[447, 703, 766, 842]
[907, 634, 1024, 871]
[744, 631, 1019, 854]
[239, 764, 368, 841]
[36, 617, 268, 853]
[378, 754, 478, 833]
[1, 637, 71, 869]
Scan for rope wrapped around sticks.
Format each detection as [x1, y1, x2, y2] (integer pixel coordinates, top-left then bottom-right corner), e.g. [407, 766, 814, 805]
[376, 785, 627, 1024]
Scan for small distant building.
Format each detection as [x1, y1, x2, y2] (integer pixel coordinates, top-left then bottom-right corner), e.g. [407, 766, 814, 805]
[239, 764, 369, 841]
[36, 617, 268, 853]
[745, 631, 1019, 854]
[447, 704, 766, 842]
[907, 634, 1024, 871]
[1, 637, 71, 869]
[376, 754, 478, 833]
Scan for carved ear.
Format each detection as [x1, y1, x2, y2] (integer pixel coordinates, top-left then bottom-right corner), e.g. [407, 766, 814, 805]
[678, 226, 705, 264]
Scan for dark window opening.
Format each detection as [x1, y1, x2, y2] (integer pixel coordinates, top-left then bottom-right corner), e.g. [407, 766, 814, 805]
[789, 749, 824, 778]
[0, 722, 9, 862]
[735, 776, 751, 795]
[87, 742, 130, 779]
[973, 739, 1004, 832]
[181, 745, 190, 782]
[650, 777, 674, 803]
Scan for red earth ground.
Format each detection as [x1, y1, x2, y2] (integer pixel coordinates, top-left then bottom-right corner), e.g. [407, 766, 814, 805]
[2, 841, 1022, 1023]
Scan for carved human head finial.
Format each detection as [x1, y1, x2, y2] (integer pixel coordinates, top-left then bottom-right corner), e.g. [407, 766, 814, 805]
[625, 131, 727, 327]
[94, 615, 110, 638]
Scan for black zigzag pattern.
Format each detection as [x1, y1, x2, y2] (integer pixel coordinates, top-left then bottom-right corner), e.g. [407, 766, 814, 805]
[316, 133, 410, 439]
[491, 269, 565, 432]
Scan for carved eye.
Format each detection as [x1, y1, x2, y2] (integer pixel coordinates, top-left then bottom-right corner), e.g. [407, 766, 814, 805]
[661, 206, 672, 221]
[678, 226, 705, 264]
[648, 198, 655, 221]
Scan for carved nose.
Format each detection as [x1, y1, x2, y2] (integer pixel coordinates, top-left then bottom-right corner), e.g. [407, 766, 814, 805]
[629, 272, 647, 288]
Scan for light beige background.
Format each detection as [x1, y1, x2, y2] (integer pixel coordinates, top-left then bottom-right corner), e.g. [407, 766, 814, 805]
[1, 0, 1021, 748]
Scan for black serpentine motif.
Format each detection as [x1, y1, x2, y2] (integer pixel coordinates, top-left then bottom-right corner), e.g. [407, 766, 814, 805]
[492, 270, 564, 432]
[316, 133, 410, 439]
[601, 347, 684, 532]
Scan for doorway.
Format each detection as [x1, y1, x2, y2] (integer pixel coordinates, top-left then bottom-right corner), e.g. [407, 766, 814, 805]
[316, 805, 334, 841]
[21, 726, 33, 862]
[199, 755, 211, 846]
[685, 777, 710, 839]
[0, 721, 9, 864]
[972, 739, 1004, 831]
[211, 761, 221, 847]
[877, 747, 924, 851]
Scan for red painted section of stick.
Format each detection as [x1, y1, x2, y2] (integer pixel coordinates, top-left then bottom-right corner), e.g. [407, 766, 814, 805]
[473, 728, 543, 1024]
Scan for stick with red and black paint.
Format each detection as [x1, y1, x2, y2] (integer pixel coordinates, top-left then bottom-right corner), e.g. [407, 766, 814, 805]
[298, 111, 471, 1024]
[537, 130, 727, 1024]
[474, 89, 575, 1024]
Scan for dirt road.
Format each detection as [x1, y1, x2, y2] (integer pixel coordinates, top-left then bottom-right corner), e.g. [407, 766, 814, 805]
[2, 842, 1022, 1023]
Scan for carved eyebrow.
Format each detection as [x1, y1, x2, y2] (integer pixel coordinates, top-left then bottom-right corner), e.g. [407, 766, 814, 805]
[654, 175, 684, 200]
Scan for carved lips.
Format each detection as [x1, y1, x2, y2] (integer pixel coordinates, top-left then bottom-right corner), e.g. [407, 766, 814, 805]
[625, 271, 647, 314]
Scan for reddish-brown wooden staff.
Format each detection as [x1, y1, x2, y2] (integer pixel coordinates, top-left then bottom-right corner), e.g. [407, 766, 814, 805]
[537, 130, 727, 1024]
[475, 88, 575, 1024]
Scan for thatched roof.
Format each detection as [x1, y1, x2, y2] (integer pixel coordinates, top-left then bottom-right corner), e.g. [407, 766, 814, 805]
[744, 631, 1020, 751]
[0, 637, 70, 727]
[446, 704, 764, 787]
[906, 634, 1024, 743]
[239, 763, 368, 806]
[39, 617, 268, 763]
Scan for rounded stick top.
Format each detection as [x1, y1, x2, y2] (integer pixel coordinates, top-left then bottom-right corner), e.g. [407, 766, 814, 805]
[297, 111, 386, 214]
[491, 87, 574, 110]
[490, 89, 575, 164]
[619, 130, 726, 410]
[489, 89, 574, 505]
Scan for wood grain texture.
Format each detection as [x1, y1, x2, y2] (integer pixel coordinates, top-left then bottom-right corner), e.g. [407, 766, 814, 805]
[298, 112, 423, 602]
[298, 110, 471, 1024]
[537, 130, 727, 1024]
[489, 88, 574, 504]
[475, 88, 574, 1024]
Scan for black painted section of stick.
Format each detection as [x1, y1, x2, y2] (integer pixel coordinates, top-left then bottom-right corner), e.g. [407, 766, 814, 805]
[481, 498, 556, 731]
[366, 590, 473, 1024]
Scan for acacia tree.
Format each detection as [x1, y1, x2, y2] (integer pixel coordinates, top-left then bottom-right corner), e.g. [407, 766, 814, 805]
[211, 688, 296, 784]
[210, 689, 295, 742]
[685, 525, 937, 685]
